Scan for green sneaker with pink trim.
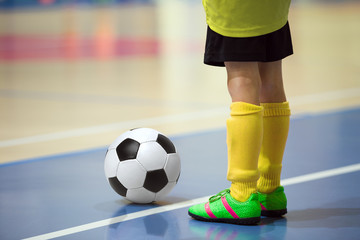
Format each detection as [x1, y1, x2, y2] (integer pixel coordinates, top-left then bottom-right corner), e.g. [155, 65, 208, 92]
[188, 189, 261, 225]
[258, 186, 287, 217]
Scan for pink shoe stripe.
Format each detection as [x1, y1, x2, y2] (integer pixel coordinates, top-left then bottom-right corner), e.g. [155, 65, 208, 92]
[260, 203, 267, 210]
[205, 202, 217, 218]
[221, 196, 239, 219]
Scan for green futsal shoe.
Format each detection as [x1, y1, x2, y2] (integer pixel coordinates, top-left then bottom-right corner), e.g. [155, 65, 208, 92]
[188, 189, 261, 225]
[258, 186, 287, 217]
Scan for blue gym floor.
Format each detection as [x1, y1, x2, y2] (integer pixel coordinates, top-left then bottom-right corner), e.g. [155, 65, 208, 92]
[1, 108, 360, 240]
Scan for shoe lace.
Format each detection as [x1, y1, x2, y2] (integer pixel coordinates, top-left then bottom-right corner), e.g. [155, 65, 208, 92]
[209, 189, 229, 203]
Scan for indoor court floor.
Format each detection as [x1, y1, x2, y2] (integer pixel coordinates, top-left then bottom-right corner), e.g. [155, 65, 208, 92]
[1, 0, 360, 239]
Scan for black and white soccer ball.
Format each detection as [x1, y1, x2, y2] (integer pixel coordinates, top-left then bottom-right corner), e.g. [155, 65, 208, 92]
[104, 128, 181, 204]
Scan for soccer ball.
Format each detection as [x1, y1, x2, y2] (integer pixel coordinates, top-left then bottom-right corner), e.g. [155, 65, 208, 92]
[104, 128, 181, 204]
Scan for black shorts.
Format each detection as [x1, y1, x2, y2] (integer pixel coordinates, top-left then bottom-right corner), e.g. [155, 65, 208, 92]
[204, 22, 293, 66]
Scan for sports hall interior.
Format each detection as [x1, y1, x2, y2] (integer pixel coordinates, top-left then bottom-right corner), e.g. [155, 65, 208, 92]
[0, 0, 359, 239]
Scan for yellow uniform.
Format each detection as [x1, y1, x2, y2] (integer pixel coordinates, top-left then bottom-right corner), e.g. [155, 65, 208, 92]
[203, 0, 291, 37]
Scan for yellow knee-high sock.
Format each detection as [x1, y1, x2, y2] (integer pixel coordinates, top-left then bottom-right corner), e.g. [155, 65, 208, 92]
[257, 102, 291, 194]
[227, 102, 263, 202]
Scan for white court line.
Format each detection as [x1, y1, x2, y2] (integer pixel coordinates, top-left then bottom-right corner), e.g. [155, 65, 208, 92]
[1, 87, 360, 148]
[23, 163, 360, 240]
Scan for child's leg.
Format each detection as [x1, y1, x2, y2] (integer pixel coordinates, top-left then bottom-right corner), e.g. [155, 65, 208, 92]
[258, 61, 291, 194]
[226, 62, 261, 105]
[259, 60, 286, 103]
[188, 62, 263, 224]
[225, 62, 263, 202]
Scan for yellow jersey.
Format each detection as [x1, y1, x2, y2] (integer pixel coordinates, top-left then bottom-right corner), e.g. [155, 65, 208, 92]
[203, 0, 291, 37]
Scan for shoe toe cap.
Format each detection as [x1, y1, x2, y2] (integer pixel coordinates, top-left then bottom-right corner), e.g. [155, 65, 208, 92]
[188, 203, 210, 218]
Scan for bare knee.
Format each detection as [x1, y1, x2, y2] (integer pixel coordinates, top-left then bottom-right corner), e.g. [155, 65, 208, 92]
[260, 80, 285, 100]
[259, 61, 287, 103]
[225, 62, 261, 105]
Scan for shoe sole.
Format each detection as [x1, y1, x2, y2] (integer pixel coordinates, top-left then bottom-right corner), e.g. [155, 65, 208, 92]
[188, 211, 261, 225]
[261, 208, 287, 217]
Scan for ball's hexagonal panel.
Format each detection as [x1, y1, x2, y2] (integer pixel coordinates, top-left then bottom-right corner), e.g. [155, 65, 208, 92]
[126, 188, 156, 204]
[144, 169, 168, 193]
[117, 160, 147, 189]
[137, 142, 167, 171]
[155, 182, 176, 201]
[128, 128, 159, 143]
[104, 148, 120, 178]
[164, 153, 181, 182]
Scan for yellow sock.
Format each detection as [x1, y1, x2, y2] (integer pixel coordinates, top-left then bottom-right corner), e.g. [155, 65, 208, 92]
[227, 102, 263, 202]
[257, 102, 291, 194]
